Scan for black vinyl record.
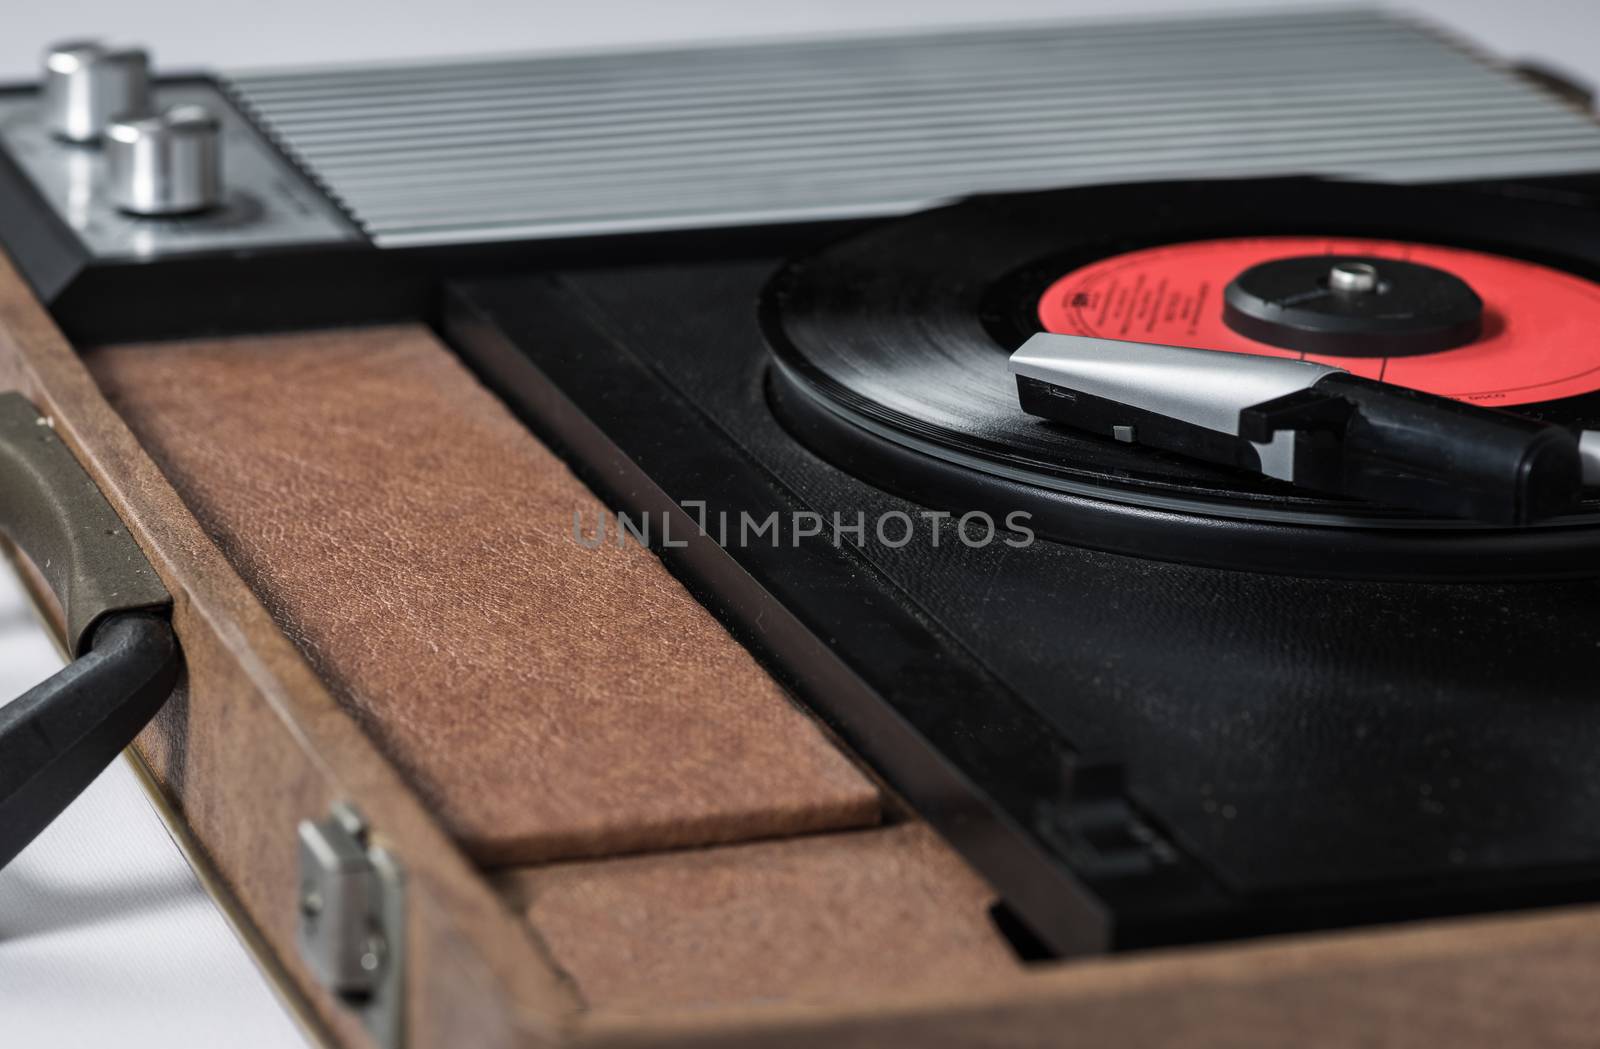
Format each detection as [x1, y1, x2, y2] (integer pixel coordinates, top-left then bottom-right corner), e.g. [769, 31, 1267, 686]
[761, 178, 1600, 579]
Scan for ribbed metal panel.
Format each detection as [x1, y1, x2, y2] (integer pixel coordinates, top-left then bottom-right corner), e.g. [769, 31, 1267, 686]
[224, 10, 1600, 247]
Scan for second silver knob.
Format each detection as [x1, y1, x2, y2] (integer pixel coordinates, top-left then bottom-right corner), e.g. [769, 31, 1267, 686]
[106, 105, 223, 216]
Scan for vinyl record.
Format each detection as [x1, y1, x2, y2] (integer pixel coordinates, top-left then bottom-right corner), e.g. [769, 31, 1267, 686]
[761, 178, 1600, 578]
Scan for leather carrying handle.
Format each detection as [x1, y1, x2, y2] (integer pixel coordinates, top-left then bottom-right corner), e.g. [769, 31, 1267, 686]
[0, 392, 179, 870]
[0, 614, 179, 868]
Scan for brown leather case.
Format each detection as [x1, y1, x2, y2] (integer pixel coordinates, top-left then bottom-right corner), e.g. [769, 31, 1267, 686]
[4, 251, 1600, 1048]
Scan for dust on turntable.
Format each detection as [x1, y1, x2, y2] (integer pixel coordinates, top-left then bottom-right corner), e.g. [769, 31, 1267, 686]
[450, 175, 1600, 955]
[9, 8, 1600, 967]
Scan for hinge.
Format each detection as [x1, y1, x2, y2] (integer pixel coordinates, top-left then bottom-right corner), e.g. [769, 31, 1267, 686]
[297, 802, 406, 1049]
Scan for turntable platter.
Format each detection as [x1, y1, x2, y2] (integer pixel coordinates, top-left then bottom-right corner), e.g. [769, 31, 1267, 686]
[762, 178, 1600, 577]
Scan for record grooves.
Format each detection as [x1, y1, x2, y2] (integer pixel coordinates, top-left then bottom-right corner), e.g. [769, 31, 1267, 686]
[762, 178, 1600, 578]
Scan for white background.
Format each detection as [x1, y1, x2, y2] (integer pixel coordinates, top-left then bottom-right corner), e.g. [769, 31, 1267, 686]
[3, 2, 1600, 1047]
[3, 1, 1600, 87]
[0, 564, 312, 1048]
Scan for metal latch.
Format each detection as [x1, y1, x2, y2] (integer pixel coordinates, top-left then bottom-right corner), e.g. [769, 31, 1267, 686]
[298, 802, 405, 1049]
[0, 392, 178, 874]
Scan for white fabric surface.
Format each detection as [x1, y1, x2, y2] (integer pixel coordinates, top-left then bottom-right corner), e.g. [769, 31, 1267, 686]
[2, 2, 1600, 1046]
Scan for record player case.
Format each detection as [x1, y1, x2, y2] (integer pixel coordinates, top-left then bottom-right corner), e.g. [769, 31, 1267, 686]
[6, 12, 1600, 1048]
[2, 233, 1600, 1049]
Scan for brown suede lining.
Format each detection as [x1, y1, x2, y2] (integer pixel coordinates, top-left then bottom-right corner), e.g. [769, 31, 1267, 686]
[87, 326, 879, 865]
[507, 823, 1021, 1014]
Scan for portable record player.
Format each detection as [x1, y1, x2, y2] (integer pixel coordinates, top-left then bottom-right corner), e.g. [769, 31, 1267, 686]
[5, 9, 1600, 1049]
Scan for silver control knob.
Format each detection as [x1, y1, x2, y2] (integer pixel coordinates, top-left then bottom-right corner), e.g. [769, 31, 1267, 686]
[43, 41, 150, 143]
[106, 105, 223, 216]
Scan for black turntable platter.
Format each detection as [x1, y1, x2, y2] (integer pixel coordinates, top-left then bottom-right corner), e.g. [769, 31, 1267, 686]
[762, 178, 1600, 577]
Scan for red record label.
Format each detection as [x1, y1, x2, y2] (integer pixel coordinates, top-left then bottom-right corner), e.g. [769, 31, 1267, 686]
[1036, 237, 1600, 407]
